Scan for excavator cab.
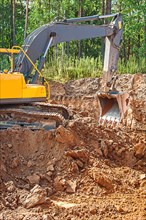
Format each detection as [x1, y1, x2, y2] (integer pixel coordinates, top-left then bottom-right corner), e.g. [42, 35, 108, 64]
[0, 48, 48, 105]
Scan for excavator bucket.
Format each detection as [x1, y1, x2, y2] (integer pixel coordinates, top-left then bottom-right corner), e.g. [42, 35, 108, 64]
[97, 92, 129, 125]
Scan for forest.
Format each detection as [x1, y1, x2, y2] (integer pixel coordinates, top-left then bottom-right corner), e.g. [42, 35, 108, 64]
[0, 0, 145, 81]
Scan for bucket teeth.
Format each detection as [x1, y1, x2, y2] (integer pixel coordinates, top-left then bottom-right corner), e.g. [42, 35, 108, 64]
[99, 117, 103, 125]
[98, 115, 121, 129]
[108, 118, 112, 128]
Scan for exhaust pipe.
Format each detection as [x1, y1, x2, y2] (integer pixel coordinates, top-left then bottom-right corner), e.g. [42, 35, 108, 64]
[97, 92, 129, 123]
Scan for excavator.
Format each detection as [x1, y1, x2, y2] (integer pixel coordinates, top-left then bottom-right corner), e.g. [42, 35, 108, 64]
[0, 13, 129, 130]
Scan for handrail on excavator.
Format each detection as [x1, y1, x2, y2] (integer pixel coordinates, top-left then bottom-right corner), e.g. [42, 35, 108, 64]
[0, 48, 20, 54]
[12, 45, 50, 98]
[12, 46, 43, 78]
[63, 13, 120, 23]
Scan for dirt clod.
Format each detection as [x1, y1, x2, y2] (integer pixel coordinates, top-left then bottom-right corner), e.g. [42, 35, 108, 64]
[23, 184, 47, 209]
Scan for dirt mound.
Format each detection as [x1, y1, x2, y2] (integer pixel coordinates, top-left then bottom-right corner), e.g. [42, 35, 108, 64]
[51, 74, 146, 130]
[0, 73, 146, 219]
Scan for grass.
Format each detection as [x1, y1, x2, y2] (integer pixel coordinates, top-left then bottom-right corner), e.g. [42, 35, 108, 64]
[43, 56, 103, 82]
[43, 55, 146, 82]
[0, 54, 145, 82]
[118, 56, 146, 74]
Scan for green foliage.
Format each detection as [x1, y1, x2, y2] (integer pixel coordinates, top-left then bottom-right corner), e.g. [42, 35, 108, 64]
[0, 0, 25, 47]
[113, 0, 146, 59]
[118, 56, 146, 74]
[0, 54, 10, 71]
[0, 0, 145, 78]
[43, 55, 145, 82]
[43, 56, 102, 82]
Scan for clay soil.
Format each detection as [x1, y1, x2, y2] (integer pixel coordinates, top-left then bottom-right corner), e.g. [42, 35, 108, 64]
[0, 74, 146, 220]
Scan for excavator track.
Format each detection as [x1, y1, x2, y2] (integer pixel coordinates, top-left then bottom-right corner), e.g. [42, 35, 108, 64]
[0, 103, 70, 130]
[31, 102, 70, 119]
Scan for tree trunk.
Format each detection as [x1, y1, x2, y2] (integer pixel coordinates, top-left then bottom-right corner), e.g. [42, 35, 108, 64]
[78, 0, 84, 59]
[12, 0, 16, 45]
[123, 35, 127, 63]
[49, 0, 51, 21]
[78, 0, 84, 17]
[55, 45, 58, 60]
[127, 38, 131, 59]
[106, 0, 111, 14]
[137, 34, 140, 58]
[1, 0, 4, 47]
[65, 1, 70, 58]
[24, 0, 29, 40]
[144, 13, 146, 59]
[61, 42, 65, 69]
[101, 0, 106, 62]
[102, 0, 105, 15]
[66, 42, 70, 58]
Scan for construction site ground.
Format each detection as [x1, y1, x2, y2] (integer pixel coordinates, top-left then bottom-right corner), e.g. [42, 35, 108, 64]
[0, 73, 146, 220]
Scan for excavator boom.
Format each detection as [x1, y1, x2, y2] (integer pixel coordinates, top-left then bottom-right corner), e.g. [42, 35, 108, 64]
[15, 13, 122, 85]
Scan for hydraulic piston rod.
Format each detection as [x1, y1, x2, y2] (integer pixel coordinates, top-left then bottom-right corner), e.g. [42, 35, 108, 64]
[63, 13, 119, 23]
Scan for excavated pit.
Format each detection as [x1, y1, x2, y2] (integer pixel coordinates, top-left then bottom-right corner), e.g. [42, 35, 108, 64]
[0, 74, 146, 220]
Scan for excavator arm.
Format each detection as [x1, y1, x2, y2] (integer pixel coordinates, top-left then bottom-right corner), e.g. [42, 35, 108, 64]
[15, 13, 123, 89]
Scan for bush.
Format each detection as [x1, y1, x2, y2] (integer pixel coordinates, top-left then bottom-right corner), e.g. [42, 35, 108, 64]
[118, 56, 146, 74]
[43, 56, 102, 82]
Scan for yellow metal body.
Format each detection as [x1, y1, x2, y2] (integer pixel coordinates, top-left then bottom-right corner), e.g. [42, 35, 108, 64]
[0, 47, 50, 104]
[0, 48, 20, 54]
[0, 72, 48, 104]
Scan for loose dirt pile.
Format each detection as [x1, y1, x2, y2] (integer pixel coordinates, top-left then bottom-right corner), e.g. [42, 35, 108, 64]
[0, 74, 146, 220]
[51, 73, 146, 130]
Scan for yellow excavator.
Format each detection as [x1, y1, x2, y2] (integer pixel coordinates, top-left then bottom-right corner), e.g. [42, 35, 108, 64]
[0, 13, 129, 130]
